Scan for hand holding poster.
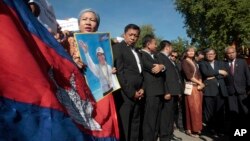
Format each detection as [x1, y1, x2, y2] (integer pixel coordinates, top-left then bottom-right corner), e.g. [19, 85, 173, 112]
[75, 33, 120, 101]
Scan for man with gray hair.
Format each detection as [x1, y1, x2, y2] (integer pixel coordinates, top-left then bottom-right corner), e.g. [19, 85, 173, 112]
[224, 46, 250, 138]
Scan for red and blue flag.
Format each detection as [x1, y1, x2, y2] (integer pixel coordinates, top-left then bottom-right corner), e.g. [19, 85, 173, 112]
[0, 0, 119, 140]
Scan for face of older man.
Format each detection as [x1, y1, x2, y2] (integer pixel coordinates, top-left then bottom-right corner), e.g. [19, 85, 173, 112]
[123, 28, 140, 46]
[205, 50, 216, 62]
[79, 12, 98, 33]
[226, 47, 237, 61]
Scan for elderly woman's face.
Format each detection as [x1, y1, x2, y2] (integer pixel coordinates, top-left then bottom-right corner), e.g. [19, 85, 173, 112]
[79, 12, 98, 33]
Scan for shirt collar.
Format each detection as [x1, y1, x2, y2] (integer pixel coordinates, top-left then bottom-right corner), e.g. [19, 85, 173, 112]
[142, 49, 152, 55]
[229, 59, 236, 63]
[161, 51, 169, 57]
[209, 60, 215, 64]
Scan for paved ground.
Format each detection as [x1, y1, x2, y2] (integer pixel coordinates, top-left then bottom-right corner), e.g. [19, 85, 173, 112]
[173, 129, 229, 141]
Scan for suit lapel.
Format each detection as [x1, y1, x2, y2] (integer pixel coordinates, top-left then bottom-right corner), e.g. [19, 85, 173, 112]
[213, 60, 218, 71]
[126, 46, 141, 73]
[206, 61, 214, 71]
[160, 52, 174, 67]
[234, 59, 238, 74]
[226, 60, 230, 70]
[136, 49, 143, 72]
[167, 57, 176, 67]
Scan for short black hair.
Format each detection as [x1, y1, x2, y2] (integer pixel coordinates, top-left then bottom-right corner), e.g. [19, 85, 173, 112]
[171, 50, 178, 54]
[124, 24, 140, 33]
[142, 34, 155, 48]
[159, 40, 171, 51]
[196, 50, 204, 56]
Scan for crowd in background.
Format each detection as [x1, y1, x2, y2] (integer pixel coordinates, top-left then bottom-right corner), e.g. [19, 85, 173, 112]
[27, 1, 250, 141]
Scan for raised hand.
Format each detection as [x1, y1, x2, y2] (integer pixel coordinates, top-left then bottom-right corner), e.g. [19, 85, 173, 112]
[78, 40, 88, 53]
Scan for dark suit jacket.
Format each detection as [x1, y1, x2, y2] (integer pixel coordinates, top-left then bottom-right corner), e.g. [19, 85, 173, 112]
[113, 41, 143, 99]
[140, 50, 165, 96]
[157, 52, 183, 96]
[199, 60, 228, 97]
[224, 58, 250, 95]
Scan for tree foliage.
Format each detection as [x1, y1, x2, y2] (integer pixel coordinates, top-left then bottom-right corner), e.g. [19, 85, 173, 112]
[136, 25, 189, 56]
[174, 0, 250, 58]
[136, 24, 162, 48]
[171, 37, 189, 55]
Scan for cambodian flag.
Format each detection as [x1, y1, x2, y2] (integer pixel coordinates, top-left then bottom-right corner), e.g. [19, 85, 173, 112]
[0, 0, 119, 140]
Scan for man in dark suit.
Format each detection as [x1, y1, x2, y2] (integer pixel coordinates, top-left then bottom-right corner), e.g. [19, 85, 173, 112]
[157, 40, 183, 141]
[224, 46, 250, 138]
[169, 51, 185, 132]
[199, 48, 228, 136]
[140, 34, 165, 141]
[113, 24, 144, 141]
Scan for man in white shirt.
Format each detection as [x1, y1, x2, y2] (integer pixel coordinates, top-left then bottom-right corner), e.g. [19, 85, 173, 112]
[113, 24, 144, 141]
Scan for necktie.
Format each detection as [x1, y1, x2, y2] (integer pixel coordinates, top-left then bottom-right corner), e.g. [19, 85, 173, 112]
[230, 61, 234, 75]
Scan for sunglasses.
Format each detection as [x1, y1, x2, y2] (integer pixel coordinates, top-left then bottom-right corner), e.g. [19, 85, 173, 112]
[171, 55, 178, 58]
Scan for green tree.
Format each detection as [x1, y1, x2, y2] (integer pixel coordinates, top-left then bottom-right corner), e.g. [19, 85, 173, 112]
[171, 36, 189, 55]
[136, 24, 162, 48]
[174, 0, 250, 58]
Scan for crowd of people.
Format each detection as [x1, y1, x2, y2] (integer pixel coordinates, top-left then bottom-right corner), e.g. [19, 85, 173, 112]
[29, 3, 250, 141]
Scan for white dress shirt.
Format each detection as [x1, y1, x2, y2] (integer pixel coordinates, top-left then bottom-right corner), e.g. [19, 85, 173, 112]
[131, 48, 142, 73]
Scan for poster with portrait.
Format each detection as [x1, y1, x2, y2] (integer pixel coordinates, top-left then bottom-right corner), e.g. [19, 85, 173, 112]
[75, 32, 120, 101]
